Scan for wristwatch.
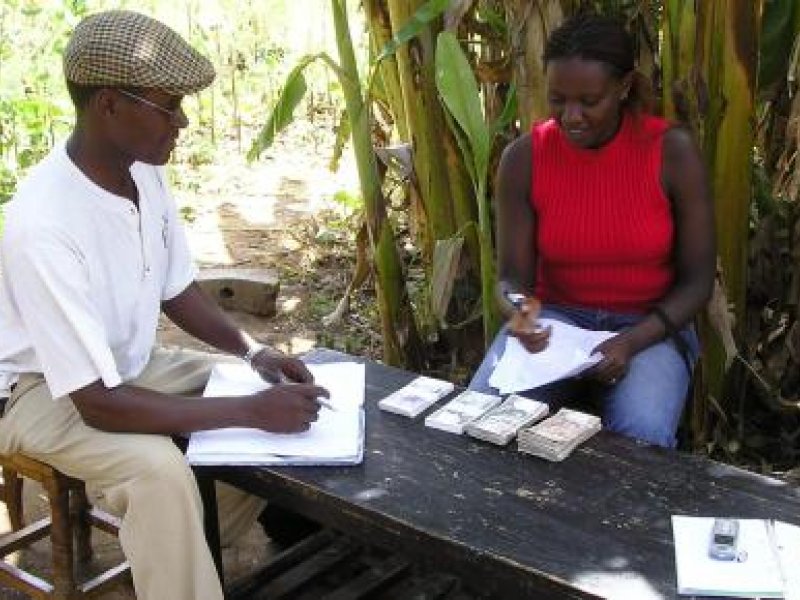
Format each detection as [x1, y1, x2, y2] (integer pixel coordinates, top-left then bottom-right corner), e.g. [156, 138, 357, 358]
[242, 343, 266, 365]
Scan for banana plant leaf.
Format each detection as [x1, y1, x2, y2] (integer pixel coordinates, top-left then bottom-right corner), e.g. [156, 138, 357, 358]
[492, 83, 518, 137]
[435, 30, 491, 180]
[759, 0, 800, 97]
[441, 108, 478, 188]
[431, 233, 465, 324]
[247, 54, 318, 161]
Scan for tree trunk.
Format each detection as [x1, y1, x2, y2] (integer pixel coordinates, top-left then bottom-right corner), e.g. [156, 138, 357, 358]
[385, 0, 479, 266]
[503, 0, 570, 129]
[663, 0, 762, 446]
[386, 0, 456, 249]
[364, 0, 410, 142]
[332, 0, 424, 368]
[381, 0, 482, 349]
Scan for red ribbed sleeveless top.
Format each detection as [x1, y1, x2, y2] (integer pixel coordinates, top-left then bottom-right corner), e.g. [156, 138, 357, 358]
[531, 113, 673, 314]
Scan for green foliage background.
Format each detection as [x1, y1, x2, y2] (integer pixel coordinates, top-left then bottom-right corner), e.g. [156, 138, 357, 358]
[0, 0, 366, 204]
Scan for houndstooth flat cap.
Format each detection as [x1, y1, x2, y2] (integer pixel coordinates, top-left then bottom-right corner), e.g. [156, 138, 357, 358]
[63, 10, 215, 96]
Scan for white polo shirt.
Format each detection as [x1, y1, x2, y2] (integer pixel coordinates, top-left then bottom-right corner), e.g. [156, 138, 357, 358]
[0, 142, 196, 399]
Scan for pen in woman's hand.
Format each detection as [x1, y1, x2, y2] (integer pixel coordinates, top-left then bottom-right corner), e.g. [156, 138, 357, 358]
[506, 292, 527, 310]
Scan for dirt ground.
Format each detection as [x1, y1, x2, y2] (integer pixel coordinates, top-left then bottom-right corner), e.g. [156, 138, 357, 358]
[0, 126, 370, 599]
[169, 120, 374, 359]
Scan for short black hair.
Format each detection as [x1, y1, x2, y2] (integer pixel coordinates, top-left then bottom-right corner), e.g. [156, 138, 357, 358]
[65, 81, 104, 111]
[544, 13, 653, 114]
[544, 13, 634, 77]
[65, 82, 150, 113]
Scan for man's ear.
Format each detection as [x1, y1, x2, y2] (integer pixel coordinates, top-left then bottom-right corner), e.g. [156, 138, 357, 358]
[91, 88, 118, 120]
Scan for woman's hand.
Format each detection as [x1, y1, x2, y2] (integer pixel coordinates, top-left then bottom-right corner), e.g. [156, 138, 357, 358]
[508, 297, 552, 353]
[589, 335, 634, 385]
[250, 348, 314, 384]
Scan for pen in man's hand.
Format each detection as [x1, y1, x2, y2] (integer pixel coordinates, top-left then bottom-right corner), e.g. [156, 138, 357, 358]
[270, 371, 332, 410]
[316, 397, 336, 412]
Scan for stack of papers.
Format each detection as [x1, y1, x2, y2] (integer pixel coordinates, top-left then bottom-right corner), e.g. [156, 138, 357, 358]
[517, 408, 601, 461]
[672, 516, 800, 598]
[488, 319, 616, 394]
[186, 361, 365, 466]
[465, 394, 549, 445]
[424, 390, 502, 434]
[378, 375, 455, 418]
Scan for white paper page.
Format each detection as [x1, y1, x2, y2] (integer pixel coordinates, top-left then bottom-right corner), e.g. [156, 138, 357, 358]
[671, 515, 784, 598]
[488, 319, 616, 394]
[203, 362, 365, 408]
[186, 361, 365, 464]
[187, 411, 366, 466]
[774, 521, 800, 599]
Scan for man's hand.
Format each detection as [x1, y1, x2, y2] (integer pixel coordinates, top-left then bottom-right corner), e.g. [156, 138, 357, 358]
[589, 335, 633, 385]
[507, 296, 552, 353]
[248, 383, 329, 433]
[250, 348, 314, 384]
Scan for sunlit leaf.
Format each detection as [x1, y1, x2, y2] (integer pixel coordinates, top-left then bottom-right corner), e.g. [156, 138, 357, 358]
[247, 55, 318, 162]
[332, 189, 362, 211]
[435, 30, 490, 177]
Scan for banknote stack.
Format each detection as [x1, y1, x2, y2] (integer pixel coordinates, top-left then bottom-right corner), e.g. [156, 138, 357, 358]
[378, 376, 455, 418]
[424, 390, 502, 435]
[517, 408, 601, 461]
[465, 394, 549, 445]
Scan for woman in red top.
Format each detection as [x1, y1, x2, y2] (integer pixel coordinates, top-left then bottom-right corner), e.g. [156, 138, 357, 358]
[469, 14, 715, 448]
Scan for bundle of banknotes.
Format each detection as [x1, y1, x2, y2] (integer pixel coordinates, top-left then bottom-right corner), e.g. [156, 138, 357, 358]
[377, 375, 455, 418]
[517, 407, 601, 461]
[424, 390, 502, 434]
[465, 394, 549, 445]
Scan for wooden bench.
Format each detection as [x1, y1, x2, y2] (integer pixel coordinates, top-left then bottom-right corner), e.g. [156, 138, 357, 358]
[0, 453, 131, 599]
[201, 348, 800, 599]
[224, 528, 477, 600]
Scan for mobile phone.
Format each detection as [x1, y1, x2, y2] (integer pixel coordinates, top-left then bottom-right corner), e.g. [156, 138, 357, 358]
[708, 518, 739, 561]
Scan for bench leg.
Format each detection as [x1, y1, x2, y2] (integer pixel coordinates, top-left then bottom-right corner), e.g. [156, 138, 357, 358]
[195, 469, 224, 587]
[71, 486, 93, 563]
[2, 467, 24, 531]
[46, 477, 77, 599]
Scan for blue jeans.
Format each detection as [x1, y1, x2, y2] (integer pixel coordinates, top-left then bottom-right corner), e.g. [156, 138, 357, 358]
[468, 305, 700, 448]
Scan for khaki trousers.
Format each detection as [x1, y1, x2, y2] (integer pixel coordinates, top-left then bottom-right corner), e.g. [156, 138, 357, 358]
[0, 347, 266, 600]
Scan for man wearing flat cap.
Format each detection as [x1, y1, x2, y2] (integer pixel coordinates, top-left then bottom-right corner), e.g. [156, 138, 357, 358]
[0, 10, 327, 600]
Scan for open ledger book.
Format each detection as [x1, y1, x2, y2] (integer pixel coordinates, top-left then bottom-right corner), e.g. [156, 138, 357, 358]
[672, 515, 800, 598]
[186, 361, 365, 466]
[488, 319, 616, 394]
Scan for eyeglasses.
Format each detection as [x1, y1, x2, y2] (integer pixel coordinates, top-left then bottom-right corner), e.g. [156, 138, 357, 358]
[117, 89, 185, 124]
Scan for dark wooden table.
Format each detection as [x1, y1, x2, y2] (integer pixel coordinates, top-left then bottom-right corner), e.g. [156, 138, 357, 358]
[203, 348, 800, 599]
